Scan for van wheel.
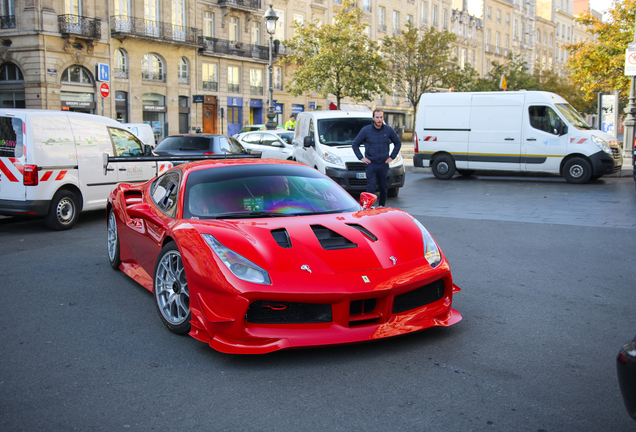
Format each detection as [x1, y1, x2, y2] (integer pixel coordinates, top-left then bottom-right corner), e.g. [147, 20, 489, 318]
[457, 169, 475, 177]
[107, 209, 121, 270]
[388, 187, 399, 197]
[432, 155, 456, 180]
[45, 190, 79, 230]
[563, 157, 592, 184]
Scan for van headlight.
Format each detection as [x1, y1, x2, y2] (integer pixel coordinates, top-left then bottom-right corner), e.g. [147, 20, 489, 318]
[321, 149, 343, 166]
[411, 218, 441, 268]
[389, 153, 403, 167]
[591, 135, 612, 155]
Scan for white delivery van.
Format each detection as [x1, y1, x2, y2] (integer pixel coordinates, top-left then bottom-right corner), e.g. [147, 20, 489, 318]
[413, 91, 622, 183]
[293, 110, 405, 196]
[0, 110, 170, 230]
[123, 123, 156, 148]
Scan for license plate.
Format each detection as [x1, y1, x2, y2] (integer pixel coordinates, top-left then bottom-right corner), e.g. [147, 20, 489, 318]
[356, 172, 366, 179]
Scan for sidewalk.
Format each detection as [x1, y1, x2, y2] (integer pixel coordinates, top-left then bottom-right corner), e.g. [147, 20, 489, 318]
[399, 142, 634, 178]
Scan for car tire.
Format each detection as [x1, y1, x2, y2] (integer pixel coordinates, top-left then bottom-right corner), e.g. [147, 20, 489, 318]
[153, 242, 191, 335]
[45, 190, 80, 230]
[457, 169, 475, 177]
[432, 155, 456, 180]
[387, 187, 399, 197]
[563, 157, 592, 184]
[107, 209, 121, 270]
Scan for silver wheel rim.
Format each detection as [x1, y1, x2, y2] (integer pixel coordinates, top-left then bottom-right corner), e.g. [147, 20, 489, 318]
[155, 250, 189, 325]
[107, 211, 117, 262]
[56, 197, 75, 224]
[437, 162, 449, 174]
[569, 164, 584, 179]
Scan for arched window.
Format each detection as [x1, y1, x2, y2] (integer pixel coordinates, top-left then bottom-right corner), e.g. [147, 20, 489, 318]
[0, 63, 23, 81]
[114, 49, 128, 79]
[178, 57, 189, 84]
[61, 65, 94, 86]
[142, 54, 165, 82]
[0, 62, 25, 108]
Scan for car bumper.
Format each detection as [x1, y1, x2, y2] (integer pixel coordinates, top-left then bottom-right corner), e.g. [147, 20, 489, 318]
[325, 164, 406, 191]
[188, 259, 461, 354]
[590, 149, 622, 175]
[617, 334, 636, 421]
[0, 199, 49, 217]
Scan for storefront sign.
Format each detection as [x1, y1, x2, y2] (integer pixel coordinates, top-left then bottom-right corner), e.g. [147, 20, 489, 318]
[309, 101, 316, 109]
[250, 99, 263, 107]
[193, 95, 204, 103]
[274, 103, 282, 114]
[227, 97, 243, 107]
[62, 101, 95, 108]
[292, 104, 304, 114]
[143, 105, 167, 112]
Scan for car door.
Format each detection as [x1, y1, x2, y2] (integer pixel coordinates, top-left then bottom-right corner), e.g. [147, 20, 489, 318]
[238, 133, 263, 154]
[522, 105, 568, 173]
[108, 127, 156, 183]
[260, 132, 287, 159]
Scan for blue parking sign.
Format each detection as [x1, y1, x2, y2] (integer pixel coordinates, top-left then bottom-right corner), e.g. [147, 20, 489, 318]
[96, 63, 110, 82]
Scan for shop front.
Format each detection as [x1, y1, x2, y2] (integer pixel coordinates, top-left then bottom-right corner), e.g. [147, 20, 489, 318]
[227, 97, 242, 136]
[61, 91, 95, 114]
[115, 91, 128, 122]
[142, 93, 166, 142]
[249, 99, 263, 125]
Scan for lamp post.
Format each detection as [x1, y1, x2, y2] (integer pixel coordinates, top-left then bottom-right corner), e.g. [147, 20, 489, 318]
[623, 15, 636, 183]
[264, 5, 279, 130]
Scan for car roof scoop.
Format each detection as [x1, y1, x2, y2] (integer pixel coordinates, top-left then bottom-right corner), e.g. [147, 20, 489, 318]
[311, 225, 357, 250]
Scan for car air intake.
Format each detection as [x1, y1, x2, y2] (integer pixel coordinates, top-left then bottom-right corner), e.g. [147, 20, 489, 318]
[271, 228, 292, 248]
[311, 225, 357, 250]
[392, 280, 445, 314]
[346, 223, 378, 241]
[246, 300, 332, 324]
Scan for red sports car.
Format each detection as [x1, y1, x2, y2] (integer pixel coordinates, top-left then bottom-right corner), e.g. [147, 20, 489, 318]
[106, 159, 461, 354]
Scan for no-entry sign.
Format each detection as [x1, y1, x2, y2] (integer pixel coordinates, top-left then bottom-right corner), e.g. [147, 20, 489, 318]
[99, 82, 110, 98]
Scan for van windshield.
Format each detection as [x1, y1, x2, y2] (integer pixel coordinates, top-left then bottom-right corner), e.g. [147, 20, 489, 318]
[555, 103, 592, 130]
[317, 118, 373, 147]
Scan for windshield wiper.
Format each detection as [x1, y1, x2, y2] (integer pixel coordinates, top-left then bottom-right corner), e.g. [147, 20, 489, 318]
[214, 211, 290, 219]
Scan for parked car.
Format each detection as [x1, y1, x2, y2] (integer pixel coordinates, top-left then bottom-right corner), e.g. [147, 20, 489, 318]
[617, 333, 636, 421]
[123, 123, 156, 148]
[234, 130, 294, 160]
[153, 134, 249, 162]
[106, 159, 462, 354]
[234, 124, 285, 136]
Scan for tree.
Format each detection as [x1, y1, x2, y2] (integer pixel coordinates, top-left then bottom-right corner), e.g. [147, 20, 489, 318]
[471, 54, 538, 91]
[381, 22, 466, 118]
[280, 1, 389, 109]
[567, 0, 635, 101]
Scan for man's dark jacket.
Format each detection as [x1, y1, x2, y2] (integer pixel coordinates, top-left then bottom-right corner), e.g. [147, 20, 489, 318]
[352, 124, 401, 164]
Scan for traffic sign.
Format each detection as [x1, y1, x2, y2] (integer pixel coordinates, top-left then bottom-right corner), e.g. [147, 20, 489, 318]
[95, 63, 110, 82]
[625, 48, 636, 76]
[99, 82, 110, 98]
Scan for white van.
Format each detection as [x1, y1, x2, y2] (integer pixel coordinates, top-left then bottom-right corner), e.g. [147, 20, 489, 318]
[0, 110, 170, 229]
[293, 110, 405, 196]
[413, 91, 622, 183]
[124, 123, 156, 148]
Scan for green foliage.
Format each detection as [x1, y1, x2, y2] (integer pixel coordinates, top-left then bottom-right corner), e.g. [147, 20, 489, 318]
[280, 1, 389, 108]
[567, 0, 636, 101]
[472, 54, 537, 91]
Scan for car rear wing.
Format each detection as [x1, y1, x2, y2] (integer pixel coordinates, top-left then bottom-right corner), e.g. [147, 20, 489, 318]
[102, 152, 262, 175]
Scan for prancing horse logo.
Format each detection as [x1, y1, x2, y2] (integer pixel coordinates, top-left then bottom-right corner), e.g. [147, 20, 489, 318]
[301, 265, 312, 273]
[390, 256, 397, 265]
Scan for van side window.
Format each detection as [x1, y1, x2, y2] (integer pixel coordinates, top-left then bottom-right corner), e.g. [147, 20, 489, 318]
[528, 106, 562, 135]
[151, 171, 180, 217]
[0, 117, 23, 158]
[109, 128, 144, 156]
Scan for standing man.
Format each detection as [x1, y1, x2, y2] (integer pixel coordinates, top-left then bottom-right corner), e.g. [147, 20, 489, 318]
[352, 109, 401, 207]
[285, 114, 297, 130]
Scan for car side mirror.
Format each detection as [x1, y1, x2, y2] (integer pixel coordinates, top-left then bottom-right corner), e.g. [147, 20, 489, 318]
[272, 141, 284, 147]
[560, 124, 568, 136]
[303, 136, 314, 148]
[102, 152, 111, 175]
[360, 192, 377, 210]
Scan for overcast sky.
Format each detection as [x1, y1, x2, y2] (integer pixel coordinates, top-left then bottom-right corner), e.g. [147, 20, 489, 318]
[588, 0, 613, 13]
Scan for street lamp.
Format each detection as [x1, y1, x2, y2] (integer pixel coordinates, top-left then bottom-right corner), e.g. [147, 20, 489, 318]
[264, 5, 279, 130]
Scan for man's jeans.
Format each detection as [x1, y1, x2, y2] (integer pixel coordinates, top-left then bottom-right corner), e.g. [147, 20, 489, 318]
[365, 162, 389, 206]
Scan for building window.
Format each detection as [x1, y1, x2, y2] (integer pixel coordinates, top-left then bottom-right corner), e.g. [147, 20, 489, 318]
[251, 21, 260, 45]
[178, 57, 189, 84]
[363, 0, 371, 12]
[114, 49, 128, 79]
[487, 7, 491, 20]
[204, 12, 214, 38]
[443, 9, 448, 29]
[506, 13, 510, 26]
[142, 54, 165, 82]
[61, 65, 93, 86]
[420, 1, 427, 23]
[274, 9, 284, 41]
[378, 7, 386, 31]
[432, 5, 438, 27]
[229, 17, 239, 42]
[393, 11, 399, 34]
[250, 69, 263, 95]
[0, 62, 22, 81]
[274, 66, 282, 90]
[407, 14, 413, 26]
[1, 0, 15, 28]
[203, 63, 217, 91]
[228, 66, 239, 93]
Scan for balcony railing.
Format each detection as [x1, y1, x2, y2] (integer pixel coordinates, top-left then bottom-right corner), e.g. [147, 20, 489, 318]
[199, 37, 270, 61]
[378, 24, 387, 32]
[178, 76, 189, 85]
[1, 15, 15, 29]
[203, 81, 218, 91]
[110, 16, 201, 45]
[228, 83, 240, 93]
[250, 86, 263, 95]
[114, 67, 128, 79]
[218, 0, 262, 9]
[58, 14, 101, 39]
[142, 71, 166, 82]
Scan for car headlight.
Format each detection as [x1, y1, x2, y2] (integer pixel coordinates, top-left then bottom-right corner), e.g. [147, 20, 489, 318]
[411, 218, 441, 268]
[201, 234, 270, 285]
[320, 149, 343, 165]
[591, 135, 612, 155]
[389, 153, 403, 167]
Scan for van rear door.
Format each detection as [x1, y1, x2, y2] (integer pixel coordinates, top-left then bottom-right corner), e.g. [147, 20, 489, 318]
[469, 93, 524, 171]
[0, 115, 26, 201]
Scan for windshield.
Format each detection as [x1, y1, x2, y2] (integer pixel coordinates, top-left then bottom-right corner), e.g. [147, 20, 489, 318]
[317, 118, 372, 147]
[555, 103, 592, 130]
[184, 164, 359, 219]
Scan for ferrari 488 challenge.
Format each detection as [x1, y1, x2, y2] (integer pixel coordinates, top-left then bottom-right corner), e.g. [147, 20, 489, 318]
[107, 159, 461, 354]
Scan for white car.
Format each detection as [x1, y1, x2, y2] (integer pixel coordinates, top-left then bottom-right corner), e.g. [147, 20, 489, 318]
[234, 130, 294, 160]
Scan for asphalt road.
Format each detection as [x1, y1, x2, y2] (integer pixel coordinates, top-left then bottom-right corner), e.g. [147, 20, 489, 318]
[1, 173, 635, 431]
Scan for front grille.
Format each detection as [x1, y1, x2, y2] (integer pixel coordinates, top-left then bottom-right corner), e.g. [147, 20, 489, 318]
[612, 147, 621, 159]
[392, 280, 445, 314]
[350, 298, 377, 315]
[348, 179, 367, 186]
[346, 162, 366, 172]
[246, 300, 332, 324]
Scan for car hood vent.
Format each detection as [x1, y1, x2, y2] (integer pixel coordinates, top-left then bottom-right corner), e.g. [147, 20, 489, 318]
[346, 223, 378, 242]
[271, 228, 292, 248]
[311, 225, 357, 250]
